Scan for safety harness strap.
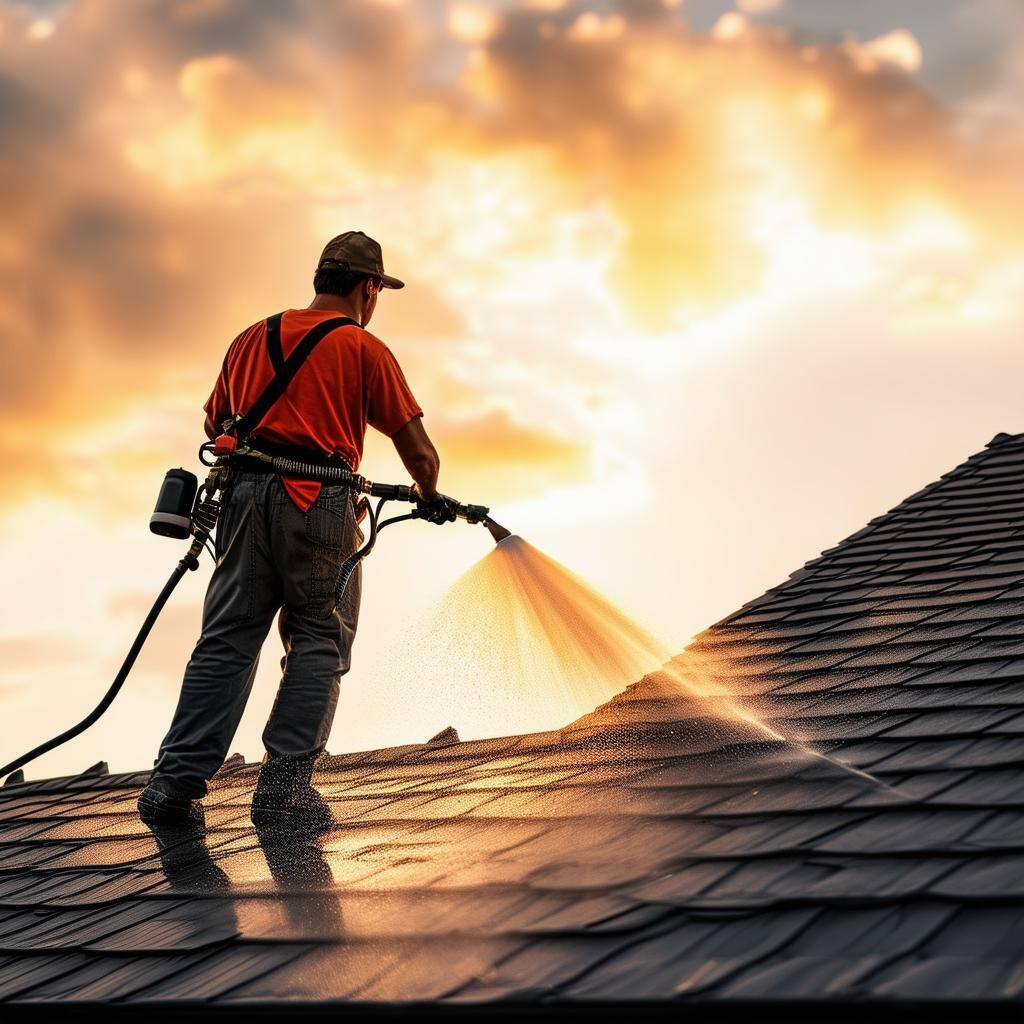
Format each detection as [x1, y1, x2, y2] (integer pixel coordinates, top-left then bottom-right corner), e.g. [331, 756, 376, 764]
[265, 310, 286, 379]
[231, 312, 360, 441]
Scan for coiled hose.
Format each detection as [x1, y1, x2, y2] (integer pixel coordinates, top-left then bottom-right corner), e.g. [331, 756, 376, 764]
[267, 455, 359, 486]
[333, 497, 421, 604]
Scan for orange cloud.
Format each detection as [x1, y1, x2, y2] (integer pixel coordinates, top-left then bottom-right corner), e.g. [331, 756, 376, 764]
[843, 29, 924, 74]
[432, 408, 591, 501]
[455, 6, 1011, 321]
[0, 0, 1020, 517]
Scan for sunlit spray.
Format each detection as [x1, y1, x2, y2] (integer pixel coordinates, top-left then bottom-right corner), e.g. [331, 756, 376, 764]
[360, 533, 901, 799]
[362, 535, 673, 744]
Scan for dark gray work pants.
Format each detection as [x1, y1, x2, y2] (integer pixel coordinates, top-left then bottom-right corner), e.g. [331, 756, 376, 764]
[153, 472, 361, 797]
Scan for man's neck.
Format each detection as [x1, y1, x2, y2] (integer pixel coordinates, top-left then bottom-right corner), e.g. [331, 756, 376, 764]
[307, 293, 362, 322]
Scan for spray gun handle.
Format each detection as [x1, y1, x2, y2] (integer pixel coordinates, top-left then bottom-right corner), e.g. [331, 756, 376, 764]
[367, 481, 415, 502]
[365, 481, 490, 525]
[421, 494, 490, 524]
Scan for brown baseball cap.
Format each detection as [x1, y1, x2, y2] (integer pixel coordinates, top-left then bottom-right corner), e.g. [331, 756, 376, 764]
[316, 230, 404, 289]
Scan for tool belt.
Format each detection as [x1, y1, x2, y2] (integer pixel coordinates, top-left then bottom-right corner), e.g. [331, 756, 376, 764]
[225, 441, 369, 519]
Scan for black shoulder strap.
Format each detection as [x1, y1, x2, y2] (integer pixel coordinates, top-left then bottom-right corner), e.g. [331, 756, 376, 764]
[232, 312, 360, 440]
[265, 310, 286, 379]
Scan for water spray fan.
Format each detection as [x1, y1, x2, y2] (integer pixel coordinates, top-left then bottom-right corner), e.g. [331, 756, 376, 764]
[0, 447, 506, 781]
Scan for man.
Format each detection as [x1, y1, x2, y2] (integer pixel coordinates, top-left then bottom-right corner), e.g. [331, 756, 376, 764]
[138, 231, 447, 829]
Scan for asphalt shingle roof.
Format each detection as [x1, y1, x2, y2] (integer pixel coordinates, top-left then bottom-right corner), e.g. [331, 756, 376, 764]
[2, 432, 1024, 1017]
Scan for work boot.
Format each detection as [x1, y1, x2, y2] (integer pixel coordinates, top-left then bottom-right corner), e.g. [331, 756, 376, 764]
[250, 758, 334, 834]
[138, 775, 204, 825]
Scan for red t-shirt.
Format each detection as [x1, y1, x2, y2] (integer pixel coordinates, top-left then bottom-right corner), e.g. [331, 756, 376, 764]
[204, 309, 423, 510]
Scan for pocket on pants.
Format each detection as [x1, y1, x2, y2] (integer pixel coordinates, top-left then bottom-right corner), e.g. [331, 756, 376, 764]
[214, 484, 241, 561]
[206, 481, 257, 624]
[303, 486, 353, 618]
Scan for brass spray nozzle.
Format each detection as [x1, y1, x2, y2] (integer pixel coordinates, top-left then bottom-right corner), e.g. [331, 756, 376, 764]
[484, 517, 512, 544]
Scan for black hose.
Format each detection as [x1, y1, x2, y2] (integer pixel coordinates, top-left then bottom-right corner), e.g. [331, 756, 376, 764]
[333, 500, 422, 604]
[334, 498, 383, 604]
[0, 556, 195, 781]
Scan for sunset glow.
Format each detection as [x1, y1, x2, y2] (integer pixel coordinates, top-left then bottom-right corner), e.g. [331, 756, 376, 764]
[1, 0, 1023, 776]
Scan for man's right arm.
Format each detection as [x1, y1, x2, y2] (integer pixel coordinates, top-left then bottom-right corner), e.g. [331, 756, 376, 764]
[391, 417, 441, 500]
[366, 341, 441, 498]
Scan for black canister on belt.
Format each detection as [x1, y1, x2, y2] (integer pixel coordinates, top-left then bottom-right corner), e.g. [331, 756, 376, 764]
[150, 468, 199, 539]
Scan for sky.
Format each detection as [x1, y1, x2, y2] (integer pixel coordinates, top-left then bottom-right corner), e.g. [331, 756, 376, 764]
[1, 0, 1023, 777]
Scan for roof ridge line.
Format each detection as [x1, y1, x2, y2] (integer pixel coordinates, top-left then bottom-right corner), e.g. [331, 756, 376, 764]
[702, 432, 1024, 631]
